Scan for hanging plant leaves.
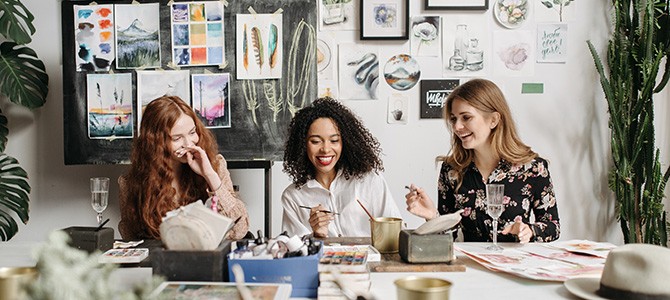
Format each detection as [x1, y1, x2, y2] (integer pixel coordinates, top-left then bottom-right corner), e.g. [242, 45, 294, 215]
[0, 154, 30, 241]
[0, 42, 48, 109]
[0, 0, 36, 44]
[0, 110, 8, 153]
[251, 26, 264, 70]
[268, 24, 278, 69]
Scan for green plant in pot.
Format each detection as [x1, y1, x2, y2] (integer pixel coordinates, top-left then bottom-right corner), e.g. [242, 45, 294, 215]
[587, 0, 670, 245]
[0, 0, 49, 240]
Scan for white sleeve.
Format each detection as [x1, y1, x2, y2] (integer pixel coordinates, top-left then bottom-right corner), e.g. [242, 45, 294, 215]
[281, 187, 312, 237]
[371, 173, 402, 218]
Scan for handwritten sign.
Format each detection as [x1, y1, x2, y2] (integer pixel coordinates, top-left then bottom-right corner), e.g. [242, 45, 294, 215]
[419, 79, 460, 119]
[537, 23, 567, 63]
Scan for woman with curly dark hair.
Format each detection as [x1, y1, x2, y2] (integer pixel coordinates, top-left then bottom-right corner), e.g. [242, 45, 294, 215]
[282, 97, 401, 238]
[118, 96, 249, 240]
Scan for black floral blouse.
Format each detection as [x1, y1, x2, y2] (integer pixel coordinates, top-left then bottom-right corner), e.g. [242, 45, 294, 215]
[438, 157, 560, 243]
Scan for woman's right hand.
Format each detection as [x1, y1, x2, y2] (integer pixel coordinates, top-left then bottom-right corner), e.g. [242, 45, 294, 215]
[309, 204, 333, 238]
[405, 184, 439, 220]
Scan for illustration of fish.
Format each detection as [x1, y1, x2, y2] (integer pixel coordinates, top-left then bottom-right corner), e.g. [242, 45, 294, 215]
[243, 24, 249, 71]
[268, 24, 278, 69]
[251, 26, 264, 71]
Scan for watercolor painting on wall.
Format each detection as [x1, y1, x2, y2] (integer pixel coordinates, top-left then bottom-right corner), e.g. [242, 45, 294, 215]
[114, 3, 161, 69]
[236, 13, 283, 80]
[537, 23, 567, 63]
[136, 70, 190, 131]
[319, 0, 358, 31]
[387, 93, 408, 124]
[317, 33, 336, 81]
[74, 4, 115, 72]
[442, 13, 491, 77]
[86, 73, 133, 139]
[493, 30, 535, 76]
[338, 44, 379, 100]
[420, 79, 460, 119]
[410, 16, 441, 57]
[171, 2, 225, 67]
[192, 73, 231, 128]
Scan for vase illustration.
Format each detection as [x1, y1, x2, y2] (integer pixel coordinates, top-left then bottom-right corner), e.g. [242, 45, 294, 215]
[323, 3, 345, 25]
[454, 24, 469, 62]
[466, 38, 483, 71]
[448, 49, 465, 71]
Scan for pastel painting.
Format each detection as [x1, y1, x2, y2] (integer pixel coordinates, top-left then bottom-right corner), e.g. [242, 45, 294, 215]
[192, 73, 231, 128]
[86, 73, 133, 139]
[190, 3, 206, 22]
[114, 3, 161, 69]
[74, 4, 115, 72]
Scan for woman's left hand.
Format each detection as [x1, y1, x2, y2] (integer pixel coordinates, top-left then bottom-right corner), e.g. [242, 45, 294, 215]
[180, 145, 215, 177]
[502, 218, 533, 243]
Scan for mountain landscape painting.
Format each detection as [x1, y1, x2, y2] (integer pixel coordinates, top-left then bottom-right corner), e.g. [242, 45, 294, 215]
[114, 3, 161, 69]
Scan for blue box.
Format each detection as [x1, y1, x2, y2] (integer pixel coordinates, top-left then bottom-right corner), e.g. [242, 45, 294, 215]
[227, 247, 322, 298]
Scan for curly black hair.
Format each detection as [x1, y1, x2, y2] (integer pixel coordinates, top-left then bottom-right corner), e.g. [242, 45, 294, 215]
[283, 97, 384, 188]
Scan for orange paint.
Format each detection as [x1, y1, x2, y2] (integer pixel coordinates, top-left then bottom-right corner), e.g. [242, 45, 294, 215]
[98, 19, 112, 29]
[100, 31, 112, 41]
[96, 7, 111, 18]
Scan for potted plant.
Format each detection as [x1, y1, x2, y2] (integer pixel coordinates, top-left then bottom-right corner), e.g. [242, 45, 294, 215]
[587, 0, 670, 245]
[0, 0, 49, 240]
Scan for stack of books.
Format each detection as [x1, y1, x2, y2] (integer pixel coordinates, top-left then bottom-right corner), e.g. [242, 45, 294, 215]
[317, 246, 371, 300]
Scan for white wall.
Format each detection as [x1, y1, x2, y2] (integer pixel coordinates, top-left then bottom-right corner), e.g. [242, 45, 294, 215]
[5, 0, 669, 244]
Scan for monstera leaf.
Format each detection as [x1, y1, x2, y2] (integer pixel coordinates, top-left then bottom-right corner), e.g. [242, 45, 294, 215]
[0, 0, 35, 45]
[0, 42, 48, 109]
[0, 154, 30, 241]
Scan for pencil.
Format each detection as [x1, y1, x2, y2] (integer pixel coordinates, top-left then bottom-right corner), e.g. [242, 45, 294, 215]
[299, 205, 340, 215]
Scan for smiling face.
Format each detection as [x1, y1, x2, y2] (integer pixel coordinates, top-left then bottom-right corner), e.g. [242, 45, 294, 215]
[449, 98, 498, 152]
[169, 113, 199, 163]
[306, 117, 342, 181]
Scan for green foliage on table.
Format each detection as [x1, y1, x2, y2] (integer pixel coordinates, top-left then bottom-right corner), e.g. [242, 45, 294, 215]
[587, 0, 670, 245]
[0, 0, 49, 241]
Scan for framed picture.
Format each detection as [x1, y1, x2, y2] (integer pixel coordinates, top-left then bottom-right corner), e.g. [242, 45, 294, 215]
[425, 0, 488, 10]
[360, 0, 409, 40]
[420, 79, 460, 119]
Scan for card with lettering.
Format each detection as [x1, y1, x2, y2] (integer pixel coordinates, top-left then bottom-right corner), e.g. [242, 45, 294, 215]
[420, 79, 460, 119]
[537, 23, 567, 63]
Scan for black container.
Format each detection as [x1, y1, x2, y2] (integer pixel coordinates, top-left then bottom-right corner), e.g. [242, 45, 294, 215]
[152, 240, 232, 282]
[63, 226, 114, 253]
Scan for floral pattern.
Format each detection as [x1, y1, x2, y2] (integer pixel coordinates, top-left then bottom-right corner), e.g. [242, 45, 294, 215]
[438, 157, 560, 242]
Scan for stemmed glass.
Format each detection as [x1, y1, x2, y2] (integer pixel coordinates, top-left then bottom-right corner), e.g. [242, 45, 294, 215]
[90, 177, 109, 225]
[485, 184, 505, 251]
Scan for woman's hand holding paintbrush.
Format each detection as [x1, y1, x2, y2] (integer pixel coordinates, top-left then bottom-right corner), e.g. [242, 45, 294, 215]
[300, 205, 337, 238]
[404, 184, 439, 220]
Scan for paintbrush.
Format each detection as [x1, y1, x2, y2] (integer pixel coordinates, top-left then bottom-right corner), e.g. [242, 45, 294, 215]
[299, 205, 340, 215]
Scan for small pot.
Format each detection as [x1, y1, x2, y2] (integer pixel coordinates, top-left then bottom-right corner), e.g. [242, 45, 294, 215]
[0, 267, 38, 300]
[394, 276, 452, 300]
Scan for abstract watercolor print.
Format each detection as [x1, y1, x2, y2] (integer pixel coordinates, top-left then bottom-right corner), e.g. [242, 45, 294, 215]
[170, 1, 225, 67]
[384, 54, 420, 91]
[192, 73, 231, 128]
[114, 3, 161, 69]
[410, 16, 440, 57]
[236, 14, 283, 79]
[86, 73, 133, 139]
[492, 30, 535, 76]
[338, 44, 378, 100]
[136, 70, 190, 132]
[372, 3, 397, 28]
[74, 4, 115, 72]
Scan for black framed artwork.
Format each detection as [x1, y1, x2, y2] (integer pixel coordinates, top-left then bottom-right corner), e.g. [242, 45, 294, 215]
[360, 0, 409, 40]
[420, 79, 460, 119]
[425, 0, 489, 10]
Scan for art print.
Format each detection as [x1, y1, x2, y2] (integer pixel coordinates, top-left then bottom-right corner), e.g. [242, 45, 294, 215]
[136, 70, 190, 131]
[384, 54, 420, 91]
[320, 0, 358, 31]
[387, 93, 408, 124]
[360, 0, 409, 40]
[493, 30, 535, 76]
[317, 33, 336, 81]
[236, 14, 283, 79]
[150, 281, 291, 299]
[74, 4, 115, 72]
[537, 23, 567, 63]
[114, 3, 161, 69]
[192, 73, 231, 128]
[86, 73, 133, 139]
[442, 14, 491, 77]
[420, 79, 460, 119]
[338, 44, 379, 100]
[171, 2, 225, 67]
[410, 16, 441, 57]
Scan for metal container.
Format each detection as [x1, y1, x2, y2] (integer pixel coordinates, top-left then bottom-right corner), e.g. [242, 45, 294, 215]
[399, 229, 455, 263]
[0, 267, 38, 300]
[370, 217, 402, 253]
[395, 276, 452, 300]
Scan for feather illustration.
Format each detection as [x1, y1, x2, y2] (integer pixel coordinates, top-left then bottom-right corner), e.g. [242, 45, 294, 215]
[268, 24, 278, 69]
[251, 26, 264, 71]
[243, 24, 249, 71]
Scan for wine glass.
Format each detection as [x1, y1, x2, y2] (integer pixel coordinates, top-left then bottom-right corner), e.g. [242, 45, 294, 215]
[485, 184, 505, 251]
[90, 177, 109, 225]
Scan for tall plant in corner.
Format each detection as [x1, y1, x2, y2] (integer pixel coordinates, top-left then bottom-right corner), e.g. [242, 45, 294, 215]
[587, 0, 670, 245]
[0, 0, 49, 240]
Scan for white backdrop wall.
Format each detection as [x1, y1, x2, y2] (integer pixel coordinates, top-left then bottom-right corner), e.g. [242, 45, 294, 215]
[3, 0, 669, 244]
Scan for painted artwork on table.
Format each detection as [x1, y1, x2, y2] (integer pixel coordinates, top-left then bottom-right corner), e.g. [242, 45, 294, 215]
[317, 33, 336, 81]
[420, 79, 460, 119]
[74, 4, 115, 72]
[236, 14, 283, 80]
[136, 70, 190, 131]
[384, 54, 420, 91]
[320, 0, 358, 31]
[171, 2, 225, 67]
[442, 13, 491, 77]
[338, 44, 379, 100]
[410, 16, 440, 57]
[493, 30, 535, 76]
[86, 73, 133, 139]
[387, 93, 408, 124]
[192, 73, 231, 128]
[114, 3, 161, 69]
[537, 23, 567, 63]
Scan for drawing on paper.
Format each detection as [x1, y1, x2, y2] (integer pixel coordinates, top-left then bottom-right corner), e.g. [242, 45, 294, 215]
[442, 14, 491, 77]
[387, 93, 408, 124]
[136, 70, 190, 131]
[410, 16, 440, 57]
[493, 30, 535, 76]
[536, 23, 567, 63]
[74, 4, 115, 72]
[420, 79, 460, 119]
[339, 44, 379, 100]
[114, 3, 161, 69]
[171, 1, 225, 66]
[372, 4, 397, 28]
[285, 19, 317, 117]
[236, 14, 283, 79]
[317, 34, 335, 80]
[86, 73, 133, 139]
[192, 73, 231, 128]
[320, 0, 358, 31]
[384, 54, 420, 91]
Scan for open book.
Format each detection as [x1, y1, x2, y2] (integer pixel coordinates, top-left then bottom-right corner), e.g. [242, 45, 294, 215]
[149, 281, 291, 300]
[159, 200, 234, 250]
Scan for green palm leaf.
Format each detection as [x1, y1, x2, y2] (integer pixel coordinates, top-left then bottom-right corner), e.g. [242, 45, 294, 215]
[0, 0, 35, 44]
[0, 154, 30, 241]
[0, 41, 48, 109]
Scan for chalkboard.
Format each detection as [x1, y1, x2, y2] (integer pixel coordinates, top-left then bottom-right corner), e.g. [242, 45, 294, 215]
[62, 0, 318, 164]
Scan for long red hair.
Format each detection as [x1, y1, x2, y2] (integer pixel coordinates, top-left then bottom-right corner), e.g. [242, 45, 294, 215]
[124, 96, 220, 238]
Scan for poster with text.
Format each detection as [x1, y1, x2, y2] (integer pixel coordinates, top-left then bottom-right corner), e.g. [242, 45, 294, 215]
[420, 79, 460, 119]
[537, 23, 567, 63]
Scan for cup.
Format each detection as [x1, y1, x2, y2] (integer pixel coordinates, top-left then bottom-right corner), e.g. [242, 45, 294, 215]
[370, 217, 402, 253]
[0, 267, 38, 300]
[395, 276, 452, 300]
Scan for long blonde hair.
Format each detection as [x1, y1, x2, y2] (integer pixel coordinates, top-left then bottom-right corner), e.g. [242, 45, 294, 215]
[440, 79, 537, 188]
